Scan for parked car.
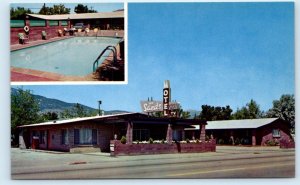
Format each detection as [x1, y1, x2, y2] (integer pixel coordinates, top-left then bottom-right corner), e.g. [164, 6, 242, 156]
[73, 23, 86, 31]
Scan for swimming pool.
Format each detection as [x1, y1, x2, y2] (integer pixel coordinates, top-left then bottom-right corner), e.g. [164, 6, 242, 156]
[11, 37, 121, 76]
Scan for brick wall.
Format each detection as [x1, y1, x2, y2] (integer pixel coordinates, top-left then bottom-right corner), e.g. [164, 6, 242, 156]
[279, 139, 295, 148]
[11, 27, 124, 45]
[23, 121, 115, 153]
[11, 25, 69, 45]
[110, 139, 216, 156]
[259, 119, 292, 146]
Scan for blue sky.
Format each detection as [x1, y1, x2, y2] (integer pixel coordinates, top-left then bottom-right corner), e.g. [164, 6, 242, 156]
[10, 3, 124, 13]
[13, 2, 294, 113]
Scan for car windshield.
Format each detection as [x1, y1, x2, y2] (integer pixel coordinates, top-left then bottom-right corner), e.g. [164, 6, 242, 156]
[75, 23, 83, 26]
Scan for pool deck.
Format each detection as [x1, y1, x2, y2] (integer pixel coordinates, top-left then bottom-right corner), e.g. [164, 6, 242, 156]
[11, 36, 74, 51]
[11, 71, 53, 81]
[10, 36, 115, 82]
[11, 67, 97, 82]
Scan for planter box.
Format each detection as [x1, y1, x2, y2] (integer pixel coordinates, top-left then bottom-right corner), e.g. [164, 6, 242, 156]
[110, 140, 216, 156]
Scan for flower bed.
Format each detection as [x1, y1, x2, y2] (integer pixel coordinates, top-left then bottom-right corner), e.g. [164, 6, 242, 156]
[110, 139, 216, 156]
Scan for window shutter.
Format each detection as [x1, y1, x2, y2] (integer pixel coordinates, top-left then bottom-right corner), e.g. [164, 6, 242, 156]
[92, 129, 97, 145]
[74, 129, 79, 145]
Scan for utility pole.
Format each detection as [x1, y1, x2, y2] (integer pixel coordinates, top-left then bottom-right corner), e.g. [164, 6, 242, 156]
[98, 100, 102, 116]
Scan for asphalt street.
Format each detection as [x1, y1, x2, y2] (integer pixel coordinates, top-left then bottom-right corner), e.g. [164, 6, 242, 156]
[11, 146, 295, 179]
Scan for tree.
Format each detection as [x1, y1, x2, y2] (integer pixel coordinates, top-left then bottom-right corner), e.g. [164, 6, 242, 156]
[180, 111, 191, 119]
[52, 4, 70, 14]
[39, 3, 70, 15]
[154, 111, 164, 118]
[221, 106, 233, 120]
[60, 103, 97, 119]
[39, 4, 50, 15]
[74, 4, 97, 13]
[176, 105, 191, 119]
[74, 103, 88, 117]
[10, 7, 33, 19]
[266, 94, 295, 135]
[232, 107, 249, 120]
[40, 112, 58, 121]
[11, 88, 41, 145]
[199, 105, 214, 121]
[247, 99, 262, 118]
[199, 105, 232, 121]
[232, 99, 262, 119]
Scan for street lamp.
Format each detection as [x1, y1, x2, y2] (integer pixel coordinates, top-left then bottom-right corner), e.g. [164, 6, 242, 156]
[98, 100, 102, 116]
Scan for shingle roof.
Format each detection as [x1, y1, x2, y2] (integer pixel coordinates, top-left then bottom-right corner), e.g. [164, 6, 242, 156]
[27, 11, 124, 20]
[186, 118, 279, 130]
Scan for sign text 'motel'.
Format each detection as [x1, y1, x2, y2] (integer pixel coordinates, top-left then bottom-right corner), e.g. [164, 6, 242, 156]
[140, 80, 179, 114]
[163, 88, 169, 116]
[163, 80, 171, 116]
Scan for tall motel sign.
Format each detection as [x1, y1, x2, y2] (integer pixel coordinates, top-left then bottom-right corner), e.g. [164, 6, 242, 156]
[140, 80, 181, 117]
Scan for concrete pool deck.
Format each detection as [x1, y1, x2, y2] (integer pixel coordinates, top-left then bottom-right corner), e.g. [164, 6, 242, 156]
[11, 36, 74, 51]
[10, 36, 123, 82]
[11, 67, 97, 82]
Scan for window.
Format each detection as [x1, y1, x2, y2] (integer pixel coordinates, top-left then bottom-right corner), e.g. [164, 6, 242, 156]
[74, 128, 97, 145]
[32, 130, 38, 137]
[61, 129, 69, 145]
[49, 20, 59, 26]
[29, 20, 46, 27]
[61, 21, 68, 26]
[10, 20, 25, 28]
[272, 129, 281, 137]
[39, 130, 45, 144]
[133, 129, 150, 141]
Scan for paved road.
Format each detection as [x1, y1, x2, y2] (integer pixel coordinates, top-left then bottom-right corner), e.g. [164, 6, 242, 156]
[11, 146, 295, 179]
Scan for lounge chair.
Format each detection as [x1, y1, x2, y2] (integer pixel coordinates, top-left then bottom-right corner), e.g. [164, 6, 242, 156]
[85, 28, 90, 36]
[75, 29, 82, 36]
[18, 33, 29, 44]
[41, 31, 47, 40]
[58, 29, 63, 37]
[93, 28, 99, 36]
[63, 28, 68, 36]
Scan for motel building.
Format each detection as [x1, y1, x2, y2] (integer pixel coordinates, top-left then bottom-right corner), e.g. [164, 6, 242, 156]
[18, 81, 294, 156]
[18, 80, 215, 156]
[18, 112, 215, 156]
[185, 118, 294, 147]
[10, 10, 124, 45]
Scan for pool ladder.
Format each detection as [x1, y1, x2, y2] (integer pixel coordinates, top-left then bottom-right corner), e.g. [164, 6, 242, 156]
[93, 45, 117, 72]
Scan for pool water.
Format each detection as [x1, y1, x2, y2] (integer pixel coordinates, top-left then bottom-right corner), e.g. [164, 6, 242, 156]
[11, 37, 121, 76]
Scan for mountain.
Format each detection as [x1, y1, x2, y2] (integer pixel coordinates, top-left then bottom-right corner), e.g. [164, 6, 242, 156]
[35, 94, 97, 113]
[185, 109, 200, 118]
[11, 88, 129, 115]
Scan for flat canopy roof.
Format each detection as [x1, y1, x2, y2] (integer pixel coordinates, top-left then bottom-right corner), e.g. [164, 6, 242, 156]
[27, 11, 124, 20]
[19, 112, 206, 128]
[185, 118, 279, 130]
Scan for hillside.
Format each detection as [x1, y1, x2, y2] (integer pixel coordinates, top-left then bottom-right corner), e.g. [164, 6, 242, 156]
[11, 88, 129, 115]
